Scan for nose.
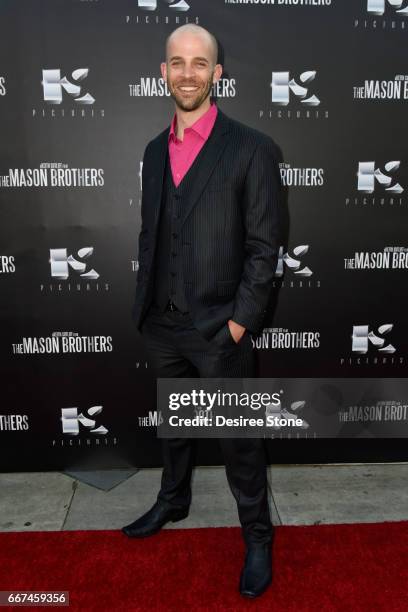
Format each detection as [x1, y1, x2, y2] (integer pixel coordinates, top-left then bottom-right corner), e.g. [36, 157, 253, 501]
[181, 63, 195, 79]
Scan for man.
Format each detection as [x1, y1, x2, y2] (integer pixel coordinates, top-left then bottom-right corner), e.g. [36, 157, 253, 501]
[123, 24, 281, 599]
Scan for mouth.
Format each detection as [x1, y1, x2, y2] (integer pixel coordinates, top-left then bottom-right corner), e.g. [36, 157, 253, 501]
[178, 86, 200, 93]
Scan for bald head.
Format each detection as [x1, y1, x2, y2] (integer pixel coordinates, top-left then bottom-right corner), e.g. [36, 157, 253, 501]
[161, 24, 222, 113]
[166, 24, 218, 67]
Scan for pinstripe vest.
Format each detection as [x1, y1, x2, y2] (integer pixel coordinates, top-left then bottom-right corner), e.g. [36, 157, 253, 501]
[152, 146, 210, 312]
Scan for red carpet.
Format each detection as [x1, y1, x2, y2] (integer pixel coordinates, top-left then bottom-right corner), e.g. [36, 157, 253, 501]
[1, 522, 408, 611]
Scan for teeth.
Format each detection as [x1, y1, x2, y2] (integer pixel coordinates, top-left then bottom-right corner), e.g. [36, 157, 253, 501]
[180, 87, 198, 91]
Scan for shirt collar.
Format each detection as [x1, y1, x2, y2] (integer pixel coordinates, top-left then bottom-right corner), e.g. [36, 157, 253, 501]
[168, 101, 217, 143]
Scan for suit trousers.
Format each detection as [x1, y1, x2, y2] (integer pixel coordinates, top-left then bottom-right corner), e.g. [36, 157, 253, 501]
[140, 304, 273, 546]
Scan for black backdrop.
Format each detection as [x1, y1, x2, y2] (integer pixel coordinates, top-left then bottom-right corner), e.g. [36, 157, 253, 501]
[1, 0, 408, 471]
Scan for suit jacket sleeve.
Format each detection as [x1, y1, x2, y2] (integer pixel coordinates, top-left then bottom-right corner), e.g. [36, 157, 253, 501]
[232, 139, 281, 334]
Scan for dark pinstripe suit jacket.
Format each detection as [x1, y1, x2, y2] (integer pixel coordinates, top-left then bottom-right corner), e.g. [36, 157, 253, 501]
[132, 108, 281, 339]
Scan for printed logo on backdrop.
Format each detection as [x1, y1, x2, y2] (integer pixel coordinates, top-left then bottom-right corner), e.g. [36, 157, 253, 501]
[40, 247, 109, 294]
[368, 0, 408, 15]
[339, 401, 408, 425]
[354, 0, 408, 31]
[340, 323, 404, 366]
[0, 256, 16, 274]
[139, 410, 163, 427]
[0, 163, 104, 188]
[353, 75, 408, 101]
[225, 0, 332, 9]
[62, 406, 108, 435]
[50, 247, 98, 279]
[260, 70, 328, 120]
[131, 259, 141, 272]
[138, 0, 189, 9]
[0, 76, 6, 96]
[0, 415, 29, 432]
[128, 76, 236, 98]
[344, 247, 408, 270]
[264, 399, 310, 438]
[279, 164, 324, 187]
[353, 324, 395, 353]
[320, 381, 408, 437]
[358, 161, 403, 193]
[252, 328, 320, 351]
[12, 331, 113, 355]
[126, 0, 199, 26]
[53, 405, 117, 448]
[316, 381, 408, 437]
[32, 68, 104, 119]
[128, 161, 143, 209]
[273, 245, 321, 288]
[136, 359, 149, 369]
[345, 160, 405, 207]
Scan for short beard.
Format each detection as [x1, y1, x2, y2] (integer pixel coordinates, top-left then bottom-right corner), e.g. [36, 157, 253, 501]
[168, 72, 214, 112]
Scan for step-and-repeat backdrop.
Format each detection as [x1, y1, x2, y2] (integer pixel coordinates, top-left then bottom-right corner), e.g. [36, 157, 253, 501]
[1, 0, 408, 470]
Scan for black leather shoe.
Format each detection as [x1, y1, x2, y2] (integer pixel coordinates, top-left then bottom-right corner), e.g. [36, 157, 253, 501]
[122, 500, 189, 538]
[239, 543, 272, 598]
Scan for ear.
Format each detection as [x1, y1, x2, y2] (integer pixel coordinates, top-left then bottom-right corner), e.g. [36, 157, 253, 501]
[160, 62, 167, 81]
[212, 63, 223, 84]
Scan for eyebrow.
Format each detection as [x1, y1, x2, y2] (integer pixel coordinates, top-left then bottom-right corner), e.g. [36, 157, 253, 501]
[169, 56, 209, 63]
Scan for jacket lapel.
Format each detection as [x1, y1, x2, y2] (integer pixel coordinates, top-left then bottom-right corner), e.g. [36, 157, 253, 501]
[180, 108, 231, 228]
[148, 127, 169, 232]
[148, 108, 232, 231]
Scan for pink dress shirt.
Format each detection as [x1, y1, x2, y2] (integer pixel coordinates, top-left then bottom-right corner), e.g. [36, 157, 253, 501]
[168, 102, 218, 187]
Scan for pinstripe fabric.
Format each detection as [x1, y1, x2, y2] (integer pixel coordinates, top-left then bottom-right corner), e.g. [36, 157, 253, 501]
[140, 306, 273, 545]
[152, 139, 221, 313]
[132, 108, 281, 339]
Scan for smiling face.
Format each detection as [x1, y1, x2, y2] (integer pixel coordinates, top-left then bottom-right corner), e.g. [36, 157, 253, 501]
[161, 28, 222, 113]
